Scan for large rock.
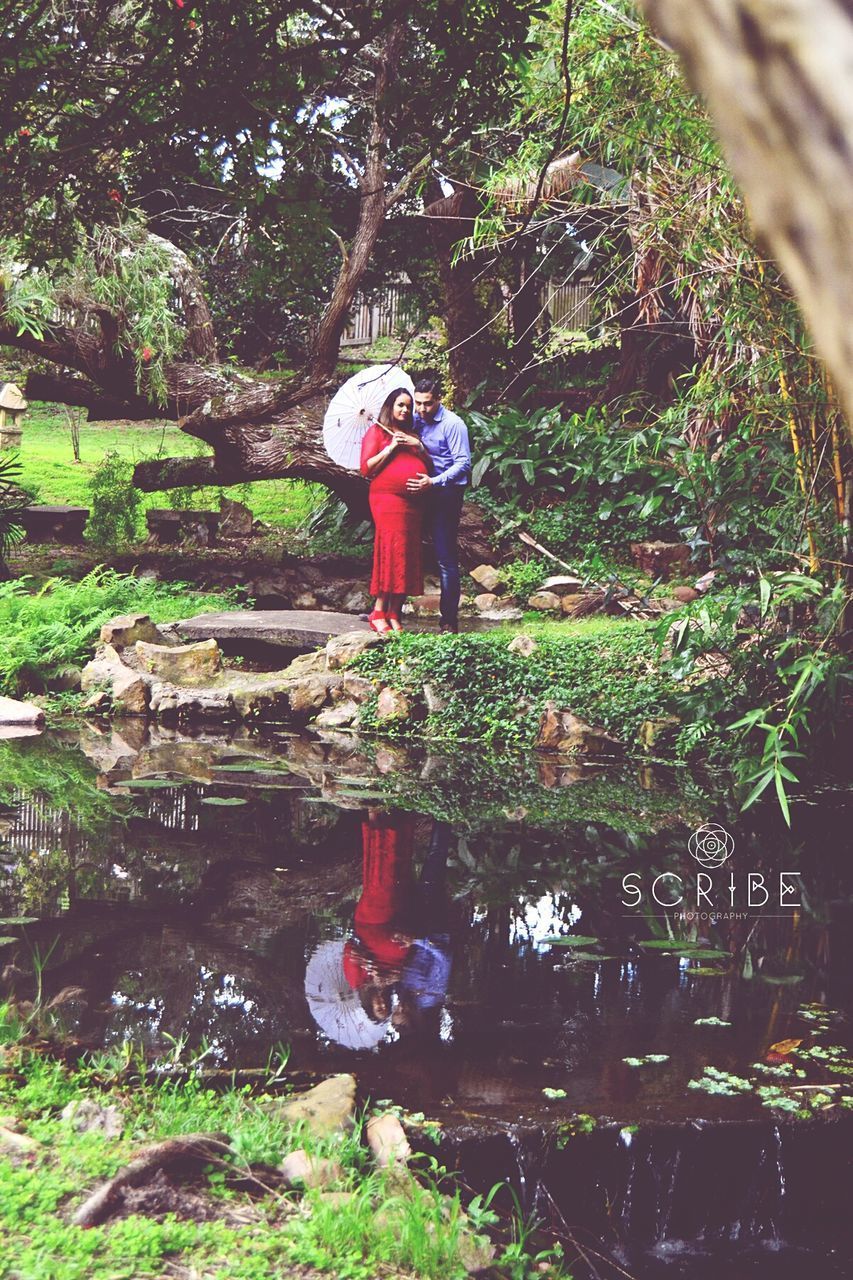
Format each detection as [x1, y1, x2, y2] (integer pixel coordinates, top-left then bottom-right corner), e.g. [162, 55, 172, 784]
[376, 687, 411, 721]
[341, 587, 372, 614]
[314, 699, 359, 729]
[218, 498, 254, 538]
[342, 673, 376, 704]
[274, 1074, 356, 1138]
[60, 1099, 123, 1138]
[279, 1150, 344, 1190]
[507, 633, 538, 657]
[81, 645, 149, 716]
[325, 630, 383, 670]
[99, 614, 167, 647]
[469, 564, 503, 593]
[366, 1114, 411, 1168]
[281, 651, 328, 680]
[146, 508, 218, 547]
[527, 591, 562, 611]
[536, 701, 623, 756]
[408, 594, 441, 616]
[177, 610, 370, 652]
[0, 696, 44, 726]
[148, 683, 236, 722]
[287, 673, 342, 717]
[541, 574, 583, 593]
[473, 592, 498, 612]
[135, 638, 221, 684]
[422, 683, 446, 714]
[479, 606, 523, 622]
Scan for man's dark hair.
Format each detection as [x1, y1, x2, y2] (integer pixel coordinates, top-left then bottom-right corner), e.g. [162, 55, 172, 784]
[414, 377, 442, 397]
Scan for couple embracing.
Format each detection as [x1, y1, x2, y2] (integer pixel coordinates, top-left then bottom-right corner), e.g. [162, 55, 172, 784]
[359, 377, 471, 635]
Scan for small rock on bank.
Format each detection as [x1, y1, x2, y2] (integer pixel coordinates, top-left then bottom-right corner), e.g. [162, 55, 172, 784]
[271, 1073, 357, 1138]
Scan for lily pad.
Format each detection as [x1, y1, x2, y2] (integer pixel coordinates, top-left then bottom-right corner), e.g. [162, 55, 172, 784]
[566, 951, 622, 961]
[0, 936, 19, 946]
[682, 950, 732, 961]
[0, 917, 37, 925]
[115, 778, 188, 790]
[623, 1054, 670, 1067]
[201, 796, 248, 807]
[215, 762, 294, 774]
[542, 1087, 567, 1099]
[760, 974, 805, 986]
[694, 1017, 732, 1027]
[544, 936, 600, 947]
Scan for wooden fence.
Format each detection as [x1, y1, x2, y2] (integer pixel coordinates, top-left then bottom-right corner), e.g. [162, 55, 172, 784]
[342, 280, 422, 347]
[542, 277, 596, 331]
[342, 275, 596, 347]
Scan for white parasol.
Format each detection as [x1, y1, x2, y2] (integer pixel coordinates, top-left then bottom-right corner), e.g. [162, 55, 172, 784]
[322, 364, 415, 470]
[304, 939, 390, 1051]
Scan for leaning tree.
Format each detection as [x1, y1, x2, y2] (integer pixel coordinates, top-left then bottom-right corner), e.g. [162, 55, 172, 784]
[0, 0, 539, 520]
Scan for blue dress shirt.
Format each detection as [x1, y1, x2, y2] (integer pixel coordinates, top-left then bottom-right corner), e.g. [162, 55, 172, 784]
[415, 405, 472, 487]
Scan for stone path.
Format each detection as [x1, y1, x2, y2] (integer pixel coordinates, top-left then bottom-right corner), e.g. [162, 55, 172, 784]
[176, 610, 370, 651]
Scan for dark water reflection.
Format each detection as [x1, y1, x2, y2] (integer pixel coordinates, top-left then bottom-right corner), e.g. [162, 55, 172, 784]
[0, 727, 851, 1130]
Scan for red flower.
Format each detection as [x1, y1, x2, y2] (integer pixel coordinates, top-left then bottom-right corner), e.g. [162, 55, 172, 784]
[18, 127, 31, 137]
[141, 346, 153, 363]
[175, 0, 185, 7]
[107, 188, 122, 203]
[187, 18, 196, 27]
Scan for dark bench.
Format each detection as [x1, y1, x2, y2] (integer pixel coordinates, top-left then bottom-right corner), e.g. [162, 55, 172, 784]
[21, 505, 89, 543]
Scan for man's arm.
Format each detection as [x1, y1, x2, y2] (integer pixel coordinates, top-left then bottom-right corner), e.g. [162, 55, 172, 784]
[430, 417, 471, 486]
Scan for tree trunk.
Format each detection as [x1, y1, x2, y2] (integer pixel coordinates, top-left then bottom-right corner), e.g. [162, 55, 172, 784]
[309, 21, 406, 380]
[424, 186, 497, 403]
[635, 0, 853, 446]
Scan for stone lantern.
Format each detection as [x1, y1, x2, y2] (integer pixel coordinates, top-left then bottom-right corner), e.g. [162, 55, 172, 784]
[0, 383, 26, 449]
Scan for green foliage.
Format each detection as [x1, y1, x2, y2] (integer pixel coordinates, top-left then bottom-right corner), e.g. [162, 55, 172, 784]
[470, 402, 825, 571]
[85, 452, 142, 548]
[497, 556, 553, 600]
[0, 451, 28, 558]
[657, 572, 849, 822]
[0, 569, 234, 695]
[0, 1042, 570, 1280]
[354, 619, 674, 748]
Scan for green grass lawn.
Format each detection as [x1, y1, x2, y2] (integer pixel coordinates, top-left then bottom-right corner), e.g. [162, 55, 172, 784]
[15, 404, 323, 531]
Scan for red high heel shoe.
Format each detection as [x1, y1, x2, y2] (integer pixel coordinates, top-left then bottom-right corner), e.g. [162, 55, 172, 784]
[368, 610, 391, 634]
[386, 614, 403, 632]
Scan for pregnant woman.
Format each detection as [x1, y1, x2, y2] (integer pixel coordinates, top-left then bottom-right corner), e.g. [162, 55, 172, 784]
[360, 387, 430, 633]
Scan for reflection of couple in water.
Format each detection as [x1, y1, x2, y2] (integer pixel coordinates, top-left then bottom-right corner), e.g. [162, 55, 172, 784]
[305, 811, 452, 1050]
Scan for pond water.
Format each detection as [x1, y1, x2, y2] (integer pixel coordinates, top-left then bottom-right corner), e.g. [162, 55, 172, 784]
[1, 725, 852, 1275]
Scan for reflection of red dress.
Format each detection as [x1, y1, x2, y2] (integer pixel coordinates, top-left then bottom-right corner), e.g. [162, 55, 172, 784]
[360, 424, 424, 596]
[343, 812, 416, 990]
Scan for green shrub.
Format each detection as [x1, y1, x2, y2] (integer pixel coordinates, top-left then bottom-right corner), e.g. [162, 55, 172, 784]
[354, 620, 673, 749]
[85, 451, 142, 547]
[0, 568, 235, 695]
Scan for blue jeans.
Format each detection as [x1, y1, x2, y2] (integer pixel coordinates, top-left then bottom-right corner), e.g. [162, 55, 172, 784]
[430, 485, 465, 628]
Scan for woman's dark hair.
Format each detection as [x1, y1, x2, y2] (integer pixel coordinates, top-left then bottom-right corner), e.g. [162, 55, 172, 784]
[414, 377, 442, 397]
[377, 387, 413, 430]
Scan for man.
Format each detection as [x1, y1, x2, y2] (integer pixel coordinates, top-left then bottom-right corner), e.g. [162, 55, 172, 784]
[406, 378, 472, 633]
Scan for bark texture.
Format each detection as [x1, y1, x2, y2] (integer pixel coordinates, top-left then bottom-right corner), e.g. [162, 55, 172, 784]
[635, 0, 853, 444]
[424, 187, 498, 402]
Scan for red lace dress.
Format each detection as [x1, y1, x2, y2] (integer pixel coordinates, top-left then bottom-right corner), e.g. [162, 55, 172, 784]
[360, 423, 425, 596]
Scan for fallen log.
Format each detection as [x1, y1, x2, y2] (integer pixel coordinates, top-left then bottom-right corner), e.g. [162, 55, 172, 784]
[72, 1131, 230, 1228]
